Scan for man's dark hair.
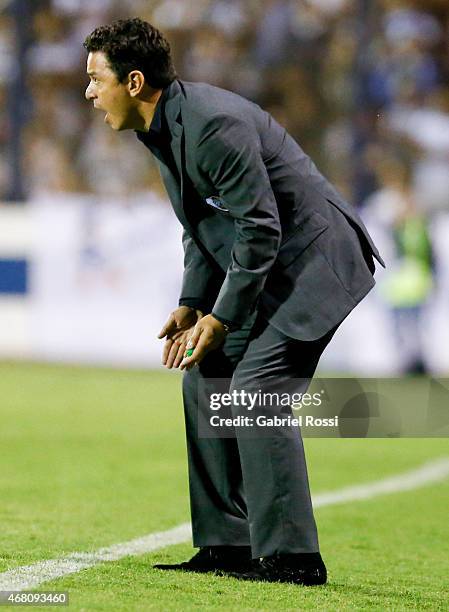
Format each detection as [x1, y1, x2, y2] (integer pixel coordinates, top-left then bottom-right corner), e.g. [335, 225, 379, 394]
[83, 18, 177, 88]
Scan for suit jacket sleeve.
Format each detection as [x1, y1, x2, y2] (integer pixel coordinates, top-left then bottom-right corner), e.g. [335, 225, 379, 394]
[178, 228, 222, 312]
[196, 113, 282, 326]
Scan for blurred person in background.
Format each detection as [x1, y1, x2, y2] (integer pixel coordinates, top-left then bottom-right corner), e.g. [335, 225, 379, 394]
[364, 156, 434, 373]
[83, 17, 384, 587]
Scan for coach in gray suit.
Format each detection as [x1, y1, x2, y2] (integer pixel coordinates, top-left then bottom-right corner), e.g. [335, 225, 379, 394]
[84, 18, 384, 586]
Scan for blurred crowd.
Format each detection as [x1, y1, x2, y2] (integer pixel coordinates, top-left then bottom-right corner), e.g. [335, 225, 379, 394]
[0, 0, 446, 202]
[1, 0, 449, 372]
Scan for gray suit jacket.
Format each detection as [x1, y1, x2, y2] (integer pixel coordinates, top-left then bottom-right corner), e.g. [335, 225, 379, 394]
[149, 79, 385, 341]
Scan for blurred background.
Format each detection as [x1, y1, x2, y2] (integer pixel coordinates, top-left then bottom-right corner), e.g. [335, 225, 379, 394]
[1, 0, 449, 373]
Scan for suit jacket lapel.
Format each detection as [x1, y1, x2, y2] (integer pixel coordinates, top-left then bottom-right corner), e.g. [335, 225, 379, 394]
[165, 82, 206, 225]
[162, 81, 221, 268]
[164, 80, 209, 234]
[169, 121, 184, 200]
[164, 80, 185, 201]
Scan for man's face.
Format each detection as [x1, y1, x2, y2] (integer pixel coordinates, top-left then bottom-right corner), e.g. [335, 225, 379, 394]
[85, 51, 137, 131]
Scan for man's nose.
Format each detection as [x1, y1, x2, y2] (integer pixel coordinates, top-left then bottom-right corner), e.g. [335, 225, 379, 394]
[85, 84, 95, 100]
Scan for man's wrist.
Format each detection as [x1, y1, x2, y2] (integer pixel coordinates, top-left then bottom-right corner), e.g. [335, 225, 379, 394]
[211, 313, 236, 333]
[179, 305, 196, 312]
[178, 298, 207, 311]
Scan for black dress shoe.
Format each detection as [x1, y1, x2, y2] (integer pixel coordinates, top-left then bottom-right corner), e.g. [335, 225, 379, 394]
[224, 552, 327, 586]
[153, 545, 252, 573]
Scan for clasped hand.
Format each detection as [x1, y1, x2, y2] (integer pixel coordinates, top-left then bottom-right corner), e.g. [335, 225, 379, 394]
[157, 306, 227, 370]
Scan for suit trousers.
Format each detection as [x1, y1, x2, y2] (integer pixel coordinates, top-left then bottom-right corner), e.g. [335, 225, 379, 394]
[182, 313, 337, 559]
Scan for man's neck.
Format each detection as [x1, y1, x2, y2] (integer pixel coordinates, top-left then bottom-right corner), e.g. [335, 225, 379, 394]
[135, 88, 164, 132]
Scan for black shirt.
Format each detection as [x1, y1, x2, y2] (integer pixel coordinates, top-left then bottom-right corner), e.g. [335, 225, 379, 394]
[135, 87, 181, 185]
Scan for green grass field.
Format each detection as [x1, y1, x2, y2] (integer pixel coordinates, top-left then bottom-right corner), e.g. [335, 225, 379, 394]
[0, 362, 448, 610]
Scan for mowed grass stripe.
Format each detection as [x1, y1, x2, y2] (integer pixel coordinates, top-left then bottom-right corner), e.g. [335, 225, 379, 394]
[1, 457, 448, 592]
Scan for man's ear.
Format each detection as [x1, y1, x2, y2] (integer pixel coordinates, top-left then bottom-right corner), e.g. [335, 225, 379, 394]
[127, 70, 145, 97]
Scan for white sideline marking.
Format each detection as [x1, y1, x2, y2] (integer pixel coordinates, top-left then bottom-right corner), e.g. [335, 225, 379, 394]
[312, 456, 449, 507]
[1, 457, 448, 591]
[0, 524, 192, 593]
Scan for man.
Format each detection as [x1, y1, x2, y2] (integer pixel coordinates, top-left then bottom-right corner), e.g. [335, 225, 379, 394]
[84, 18, 384, 586]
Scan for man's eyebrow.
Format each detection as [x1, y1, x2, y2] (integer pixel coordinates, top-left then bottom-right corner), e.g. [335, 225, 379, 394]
[87, 71, 98, 77]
